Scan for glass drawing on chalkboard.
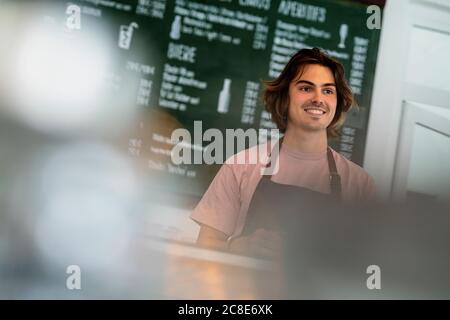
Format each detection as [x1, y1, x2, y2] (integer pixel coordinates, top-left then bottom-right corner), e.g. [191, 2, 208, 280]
[118, 22, 138, 50]
[217, 79, 231, 114]
[338, 24, 349, 49]
[170, 16, 182, 40]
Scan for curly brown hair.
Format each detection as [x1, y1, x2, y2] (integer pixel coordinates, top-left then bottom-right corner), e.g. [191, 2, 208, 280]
[263, 47, 354, 138]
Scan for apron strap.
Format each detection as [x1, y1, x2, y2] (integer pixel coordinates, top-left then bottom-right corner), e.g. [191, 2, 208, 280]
[263, 137, 284, 174]
[327, 147, 342, 200]
[265, 138, 342, 200]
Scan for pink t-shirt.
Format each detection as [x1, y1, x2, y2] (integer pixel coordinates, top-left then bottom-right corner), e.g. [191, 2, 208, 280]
[191, 142, 376, 237]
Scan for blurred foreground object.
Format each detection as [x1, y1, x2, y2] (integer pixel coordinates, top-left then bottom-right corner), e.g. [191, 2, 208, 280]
[282, 200, 450, 299]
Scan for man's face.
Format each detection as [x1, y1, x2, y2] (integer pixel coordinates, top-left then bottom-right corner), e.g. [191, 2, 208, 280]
[287, 64, 338, 134]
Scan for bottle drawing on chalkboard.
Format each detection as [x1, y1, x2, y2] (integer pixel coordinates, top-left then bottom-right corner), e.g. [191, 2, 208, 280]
[170, 16, 181, 40]
[217, 79, 231, 114]
[338, 24, 348, 49]
[119, 22, 138, 50]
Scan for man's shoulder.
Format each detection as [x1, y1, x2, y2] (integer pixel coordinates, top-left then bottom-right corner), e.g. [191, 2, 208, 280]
[224, 141, 272, 166]
[329, 148, 377, 198]
[330, 148, 371, 178]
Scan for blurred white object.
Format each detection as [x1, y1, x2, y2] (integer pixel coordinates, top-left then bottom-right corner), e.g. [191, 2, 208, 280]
[32, 142, 138, 271]
[12, 30, 107, 131]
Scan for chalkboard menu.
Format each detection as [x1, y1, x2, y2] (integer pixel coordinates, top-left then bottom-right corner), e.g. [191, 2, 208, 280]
[16, 0, 383, 199]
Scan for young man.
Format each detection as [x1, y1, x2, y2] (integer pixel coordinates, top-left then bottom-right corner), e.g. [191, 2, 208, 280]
[191, 48, 376, 258]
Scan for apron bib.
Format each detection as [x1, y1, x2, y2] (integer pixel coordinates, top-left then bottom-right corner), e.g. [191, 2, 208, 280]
[241, 138, 342, 236]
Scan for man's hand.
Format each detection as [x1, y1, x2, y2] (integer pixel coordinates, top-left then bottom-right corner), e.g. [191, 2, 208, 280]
[229, 228, 282, 259]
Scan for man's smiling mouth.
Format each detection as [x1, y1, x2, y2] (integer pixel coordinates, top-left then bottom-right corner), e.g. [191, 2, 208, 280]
[303, 107, 327, 115]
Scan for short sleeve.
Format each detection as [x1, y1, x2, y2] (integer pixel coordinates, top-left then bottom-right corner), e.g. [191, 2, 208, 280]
[190, 164, 241, 236]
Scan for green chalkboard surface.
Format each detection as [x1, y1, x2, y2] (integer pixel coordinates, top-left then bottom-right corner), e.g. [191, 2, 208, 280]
[37, 0, 383, 200]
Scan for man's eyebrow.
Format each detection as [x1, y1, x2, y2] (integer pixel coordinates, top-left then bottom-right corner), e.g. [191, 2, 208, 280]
[294, 80, 336, 87]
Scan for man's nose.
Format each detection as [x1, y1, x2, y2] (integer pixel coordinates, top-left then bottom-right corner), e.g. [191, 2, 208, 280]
[311, 88, 324, 104]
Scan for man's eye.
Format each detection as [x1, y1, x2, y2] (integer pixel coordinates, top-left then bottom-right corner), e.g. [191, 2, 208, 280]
[299, 86, 312, 92]
[323, 89, 335, 95]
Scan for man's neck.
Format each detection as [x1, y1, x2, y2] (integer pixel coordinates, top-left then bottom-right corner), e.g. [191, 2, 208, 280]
[282, 127, 328, 153]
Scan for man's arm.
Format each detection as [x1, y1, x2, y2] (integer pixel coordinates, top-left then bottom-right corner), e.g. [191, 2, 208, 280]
[196, 224, 228, 251]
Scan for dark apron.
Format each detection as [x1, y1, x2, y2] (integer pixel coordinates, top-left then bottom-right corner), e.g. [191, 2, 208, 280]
[241, 138, 342, 237]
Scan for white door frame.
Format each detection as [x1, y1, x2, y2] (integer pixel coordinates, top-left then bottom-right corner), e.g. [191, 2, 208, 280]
[392, 101, 450, 201]
[363, 0, 450, 200]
